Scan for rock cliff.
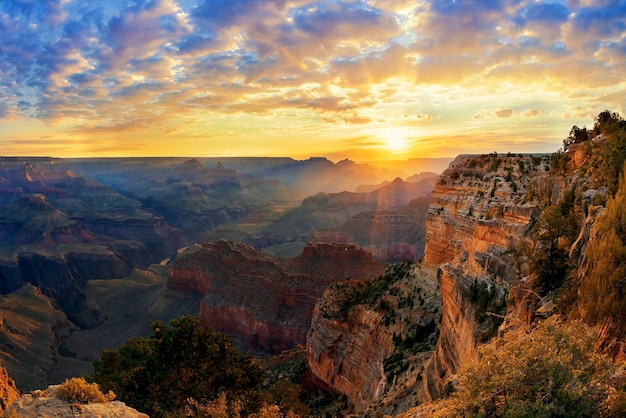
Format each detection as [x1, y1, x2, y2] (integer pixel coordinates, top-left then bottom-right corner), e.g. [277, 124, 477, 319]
[7, 386, 147, 418]
[0, 364, 20, 411]
[418, 153, 552, 401]
[167, 240, 385, 354]
[306, 263, 441, 415]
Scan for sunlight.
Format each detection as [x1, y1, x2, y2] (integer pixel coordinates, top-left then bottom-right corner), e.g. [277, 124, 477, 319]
[382, 128, 410, 153]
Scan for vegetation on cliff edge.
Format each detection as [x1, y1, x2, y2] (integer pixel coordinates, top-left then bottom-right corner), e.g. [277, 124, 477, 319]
[438, 319, 626, 418]
[92, 316, 308, 417]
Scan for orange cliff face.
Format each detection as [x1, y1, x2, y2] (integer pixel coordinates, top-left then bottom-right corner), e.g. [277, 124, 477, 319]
[418, 153, 585, 401]
[166, 240, 385, 354]
[305, 265, 441, 415]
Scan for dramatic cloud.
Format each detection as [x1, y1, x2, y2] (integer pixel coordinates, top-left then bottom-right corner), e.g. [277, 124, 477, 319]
[1, 0, 625, 159]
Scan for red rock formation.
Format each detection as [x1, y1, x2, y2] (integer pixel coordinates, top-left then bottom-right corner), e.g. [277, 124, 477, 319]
[0, 365, 20, 411]
[418, 154, 551, 401]
[307, 304, 394, 413]
[305, 264, 441, 415]
[167, 240, 385, 354]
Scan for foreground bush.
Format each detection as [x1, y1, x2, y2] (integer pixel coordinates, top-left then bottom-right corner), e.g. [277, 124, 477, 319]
[441, 319, 625, 417]
[92, 316, 264, 417]
[55, 377, 115, 404]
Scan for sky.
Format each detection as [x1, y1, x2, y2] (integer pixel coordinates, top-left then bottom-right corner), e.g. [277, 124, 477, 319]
[1, 0, 625, 161]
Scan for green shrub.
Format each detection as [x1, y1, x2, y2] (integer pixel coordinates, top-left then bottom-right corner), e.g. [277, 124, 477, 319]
[55, 377, 115, 404]
[444, 319, 622, 417]
[580, 167, 626, 326]
[92, 316, 263, 417]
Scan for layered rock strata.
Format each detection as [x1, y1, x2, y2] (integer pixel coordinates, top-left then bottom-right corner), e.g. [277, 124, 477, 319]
[167, 240, 385, 354]
[418, 153, 583, 401]
[306, 264, 441, 415]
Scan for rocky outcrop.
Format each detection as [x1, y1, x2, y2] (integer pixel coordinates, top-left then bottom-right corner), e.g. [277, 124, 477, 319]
[7, 386, 147, 418]
[306, 264, 441, 415]
[307, 303, 394, 413]
[418, 153, 553, 401]
[167, 241, 385, 354]
[0, 365, 20, 411]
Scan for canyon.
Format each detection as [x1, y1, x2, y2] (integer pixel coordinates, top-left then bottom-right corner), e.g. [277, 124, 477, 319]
[304, 131, 624, 416]
[2, 131, 624, 417]
[167, 240, 386, 354]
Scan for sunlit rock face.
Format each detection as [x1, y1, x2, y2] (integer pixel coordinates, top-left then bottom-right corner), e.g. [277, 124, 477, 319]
[0, 364, 20, 411]
[167, 240, 385, 354]
[419, 153, 553, 401]
[306, 302, 394, 413]
[7, 385, 147, 418]
[305, 264, 441, 415]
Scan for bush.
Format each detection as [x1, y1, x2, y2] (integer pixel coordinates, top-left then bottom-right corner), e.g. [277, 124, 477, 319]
[443, 319, 622, 417]
[55, 377, 115, 404]
[92, 316, 264, 417]
[580, 167, 626, 326]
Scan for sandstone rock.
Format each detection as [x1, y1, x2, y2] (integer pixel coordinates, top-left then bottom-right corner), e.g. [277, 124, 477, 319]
[306, 265, 441, 415]
[167, 240, 385, 354]
[0, 364, 20, 411]
[419, 154, 551, 401]
[307, 304, 393, 413]
[7, 386, 148, 418]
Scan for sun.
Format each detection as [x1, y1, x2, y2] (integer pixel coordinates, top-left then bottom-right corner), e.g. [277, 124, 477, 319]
[382, 128, 410, 153]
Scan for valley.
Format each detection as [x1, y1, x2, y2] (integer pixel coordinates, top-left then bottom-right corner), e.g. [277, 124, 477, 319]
[0, 155, 444, 397]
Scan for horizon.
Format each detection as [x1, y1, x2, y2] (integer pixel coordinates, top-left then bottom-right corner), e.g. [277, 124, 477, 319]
[1, 1, 624, 160]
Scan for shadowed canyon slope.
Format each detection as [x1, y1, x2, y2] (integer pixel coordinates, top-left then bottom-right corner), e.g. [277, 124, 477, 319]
[167, 240, 386, 354]
[0, 158, 184, 317]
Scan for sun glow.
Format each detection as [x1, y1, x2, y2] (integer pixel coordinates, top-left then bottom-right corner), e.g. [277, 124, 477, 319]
[382, 128, 410, 153]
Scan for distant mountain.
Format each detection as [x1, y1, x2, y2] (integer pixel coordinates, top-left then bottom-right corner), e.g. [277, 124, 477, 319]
[70, 158, 297, 240]
[263, 177, 436, 244]
[312, 196, 431, 262]
[355, 172, 438, 193]
[244, 157, 407, 196]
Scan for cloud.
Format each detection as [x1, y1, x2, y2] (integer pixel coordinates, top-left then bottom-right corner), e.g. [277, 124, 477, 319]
[293, 1, 395, 39]
[518, 2, 570, 24]
[191, 0, 288, 29]
[103, 0, 192, 69]
[1, 0, 626, 158]
[402, 113, 433, 121]
[495, 109, 515, 118]
[523, 109, 541, 117]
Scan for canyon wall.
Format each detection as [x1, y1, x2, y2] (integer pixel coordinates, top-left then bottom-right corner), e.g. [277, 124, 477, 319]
[306, 264, 441, 415]
[418, 154, 548, 401]
[167, 240, 386, 354]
